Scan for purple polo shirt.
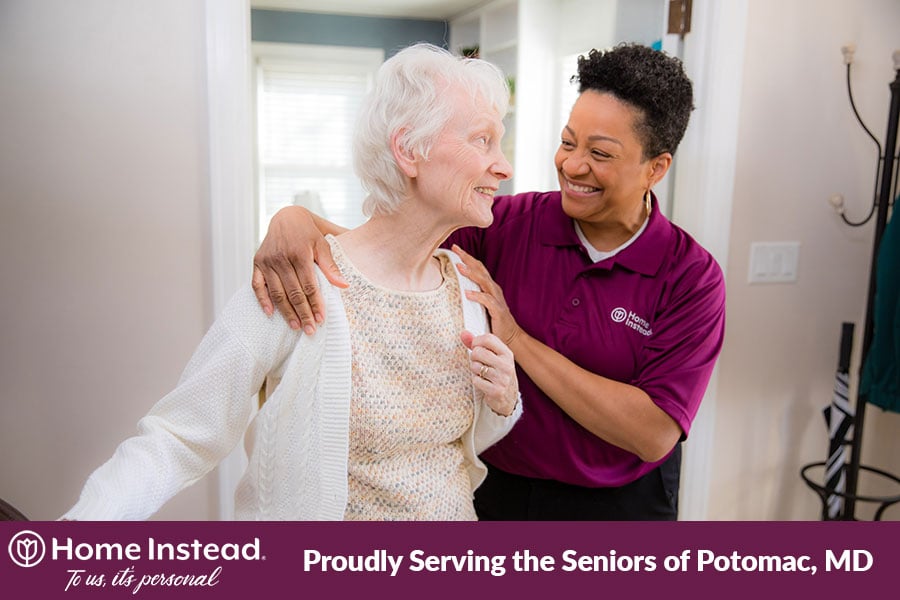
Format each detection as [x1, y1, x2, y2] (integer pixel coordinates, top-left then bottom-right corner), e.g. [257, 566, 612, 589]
[445, 191, 725, 487]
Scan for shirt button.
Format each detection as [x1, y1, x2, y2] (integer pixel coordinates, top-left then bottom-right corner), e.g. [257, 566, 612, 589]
[571, 298, 581, 306]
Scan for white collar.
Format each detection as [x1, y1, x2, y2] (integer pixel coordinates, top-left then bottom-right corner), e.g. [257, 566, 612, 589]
[574, 216, 649, 263]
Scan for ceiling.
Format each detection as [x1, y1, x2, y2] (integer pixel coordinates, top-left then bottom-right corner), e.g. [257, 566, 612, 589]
[249, 0, 487, 20]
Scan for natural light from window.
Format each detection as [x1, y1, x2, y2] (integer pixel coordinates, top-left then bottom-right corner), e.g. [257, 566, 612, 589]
[253, 43, 384, 243]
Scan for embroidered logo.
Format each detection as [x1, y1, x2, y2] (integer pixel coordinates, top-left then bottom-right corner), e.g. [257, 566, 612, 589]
[610, 307, 652, 337]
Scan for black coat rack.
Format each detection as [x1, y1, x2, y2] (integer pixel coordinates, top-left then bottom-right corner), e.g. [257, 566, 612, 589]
[843, 49, 900, 520]
[802, 48, 900, 520]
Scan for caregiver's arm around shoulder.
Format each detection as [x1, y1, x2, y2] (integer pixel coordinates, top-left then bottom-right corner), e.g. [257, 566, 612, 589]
[252, 206, 348, 334]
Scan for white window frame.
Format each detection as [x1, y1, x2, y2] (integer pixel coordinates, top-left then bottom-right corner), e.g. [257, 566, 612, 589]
[251, 42, 384, 242]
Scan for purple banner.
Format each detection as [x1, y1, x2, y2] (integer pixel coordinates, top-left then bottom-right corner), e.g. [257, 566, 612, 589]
[2, 521, 895, 598]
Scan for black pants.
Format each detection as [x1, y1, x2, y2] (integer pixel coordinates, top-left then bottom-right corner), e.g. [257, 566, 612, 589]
[474, 445, 681, 521]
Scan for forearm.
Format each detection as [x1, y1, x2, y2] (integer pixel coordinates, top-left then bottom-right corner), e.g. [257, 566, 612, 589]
[508, 331, 682, 463]
[306, 207, 349, 237]
[451, 245, 683, 462]
[63, 418, 225, 520]
[64, 289, 285, 520]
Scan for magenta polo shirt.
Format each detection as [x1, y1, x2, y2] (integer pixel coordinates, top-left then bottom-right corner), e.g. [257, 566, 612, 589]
[445, 191, 726, 488]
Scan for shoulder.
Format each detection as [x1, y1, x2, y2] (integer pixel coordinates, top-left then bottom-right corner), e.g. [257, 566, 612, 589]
[436, 249, 489, 336]
[479, 190, 564, 252]
[219, 270, 345, 359]
[446, 192, 570, 262]
[436, 248, 479, 294]
[670, 224, 724, 282]
[491, 190, 561, 224]
[657, 222, 726, 308]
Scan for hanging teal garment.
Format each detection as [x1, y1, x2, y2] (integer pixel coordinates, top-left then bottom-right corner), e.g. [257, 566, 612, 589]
[860, 197, 900, 413]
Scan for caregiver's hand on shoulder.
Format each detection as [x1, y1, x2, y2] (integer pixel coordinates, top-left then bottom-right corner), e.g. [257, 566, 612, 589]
[452, 244, 523, 348]
[252, 206, 348, 334]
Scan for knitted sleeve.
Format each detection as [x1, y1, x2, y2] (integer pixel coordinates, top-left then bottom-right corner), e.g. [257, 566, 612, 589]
[62, 285, 299, 520]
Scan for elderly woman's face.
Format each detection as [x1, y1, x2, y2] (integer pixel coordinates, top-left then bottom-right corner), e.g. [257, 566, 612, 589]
[554, 90, 658, 224]
[413, 86, 512, 228]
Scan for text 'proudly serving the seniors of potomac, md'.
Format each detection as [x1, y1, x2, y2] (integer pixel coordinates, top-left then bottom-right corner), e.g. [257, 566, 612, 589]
[301, 547, 875, 577]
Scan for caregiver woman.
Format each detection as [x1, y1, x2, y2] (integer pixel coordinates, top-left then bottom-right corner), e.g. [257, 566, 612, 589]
[253, 44, 726, 520]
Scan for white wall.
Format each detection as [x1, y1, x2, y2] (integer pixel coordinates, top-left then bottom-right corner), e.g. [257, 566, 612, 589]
[709, 0, 900, 520]
[0, 0, 217, 520]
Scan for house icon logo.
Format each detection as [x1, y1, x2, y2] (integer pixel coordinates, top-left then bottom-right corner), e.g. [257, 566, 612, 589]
[7, 530, 46, 568]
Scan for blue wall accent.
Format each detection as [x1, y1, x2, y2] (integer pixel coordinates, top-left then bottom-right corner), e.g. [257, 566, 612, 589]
[251, 10, 448, 57]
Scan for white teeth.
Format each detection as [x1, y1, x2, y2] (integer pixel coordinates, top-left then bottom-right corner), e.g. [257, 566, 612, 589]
[474, 187, 495, 195]
[568, 182, 598, 193]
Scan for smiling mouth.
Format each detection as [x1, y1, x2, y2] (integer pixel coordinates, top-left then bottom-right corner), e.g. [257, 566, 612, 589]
[474, 186, 497, 196]
[564, 179, 601, 194]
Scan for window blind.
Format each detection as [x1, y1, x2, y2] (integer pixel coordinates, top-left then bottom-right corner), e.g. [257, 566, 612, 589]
[254, 47, 382, 242]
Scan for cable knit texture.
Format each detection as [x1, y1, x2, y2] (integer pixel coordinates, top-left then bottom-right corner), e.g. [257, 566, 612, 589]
[62, 246, 521, 521]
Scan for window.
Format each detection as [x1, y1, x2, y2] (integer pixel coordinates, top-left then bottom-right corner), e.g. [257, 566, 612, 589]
[253, 43, 384, 242]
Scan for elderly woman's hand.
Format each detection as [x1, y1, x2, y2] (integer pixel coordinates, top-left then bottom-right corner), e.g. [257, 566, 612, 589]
[452, 245, 523, 348]
[460, 331, 518, 417]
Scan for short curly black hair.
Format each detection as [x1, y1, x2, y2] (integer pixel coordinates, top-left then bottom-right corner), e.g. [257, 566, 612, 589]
[574, 43, 694, 159]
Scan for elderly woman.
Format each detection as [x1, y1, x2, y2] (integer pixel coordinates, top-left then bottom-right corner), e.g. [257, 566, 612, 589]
[253, 43, 726, 521]
[62, 43, 520, 521]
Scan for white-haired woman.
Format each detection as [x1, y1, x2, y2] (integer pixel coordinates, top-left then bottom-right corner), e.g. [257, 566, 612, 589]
[63, 43, 520, 521]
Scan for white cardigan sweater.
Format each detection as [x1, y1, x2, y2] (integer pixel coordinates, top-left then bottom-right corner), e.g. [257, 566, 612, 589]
[63, 250, 521, 521]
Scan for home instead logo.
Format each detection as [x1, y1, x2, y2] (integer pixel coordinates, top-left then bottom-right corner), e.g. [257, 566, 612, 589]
[7, 531, 263, 594]
[8, 530, 46, 568]
[7, 530, 261, 567]
[610, 307, 653, 337]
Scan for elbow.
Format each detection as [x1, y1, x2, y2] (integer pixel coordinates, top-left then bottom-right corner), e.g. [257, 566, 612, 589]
[636, 443, 674, 464]
[634, 428, 683, 464]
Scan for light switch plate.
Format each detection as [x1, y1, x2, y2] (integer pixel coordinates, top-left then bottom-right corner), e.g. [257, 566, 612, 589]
[748, 242, 800, 284]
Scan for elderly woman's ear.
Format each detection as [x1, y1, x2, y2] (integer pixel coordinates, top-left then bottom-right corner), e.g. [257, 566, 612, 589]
[391, 128, 419, 178]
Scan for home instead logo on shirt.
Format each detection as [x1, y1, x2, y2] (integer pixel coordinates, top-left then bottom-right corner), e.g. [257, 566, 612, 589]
[610, 307, 653, 337]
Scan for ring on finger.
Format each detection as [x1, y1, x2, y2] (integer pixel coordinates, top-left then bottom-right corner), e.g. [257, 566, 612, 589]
[479, 364, 490, 380]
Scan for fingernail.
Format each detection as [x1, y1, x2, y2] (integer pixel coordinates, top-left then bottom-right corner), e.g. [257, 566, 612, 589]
[315, 313, 324, 324]
[265, 307, 273, 316]
[290, 320, 300, 330]
[303, 325, 316, 336]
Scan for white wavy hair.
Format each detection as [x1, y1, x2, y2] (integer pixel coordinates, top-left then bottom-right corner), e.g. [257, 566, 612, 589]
[353, 43, 510, 217]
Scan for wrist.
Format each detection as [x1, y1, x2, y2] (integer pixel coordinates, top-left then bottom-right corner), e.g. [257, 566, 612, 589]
[505, 325, 524, 352]
[490, 387, 519, 417]
[490, 397, 518, 418]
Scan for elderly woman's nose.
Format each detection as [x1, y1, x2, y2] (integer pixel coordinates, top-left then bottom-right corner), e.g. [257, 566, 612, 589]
[493, 152, 513, 180]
